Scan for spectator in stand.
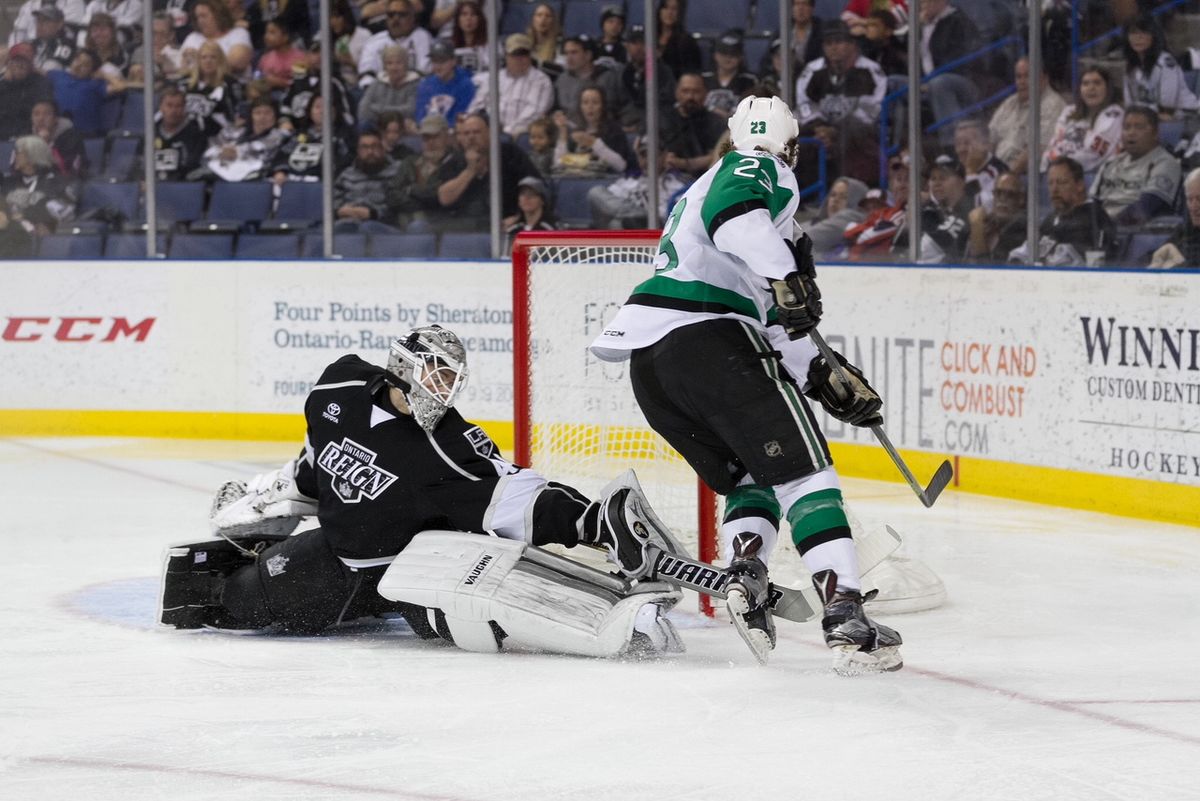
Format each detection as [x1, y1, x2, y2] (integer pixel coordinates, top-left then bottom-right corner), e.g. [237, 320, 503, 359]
[526, 2, 563, 79]
[202, 97, 290, 182]
[81, 0, 143, 46]
[148, 85, 207, 180]
[482, 33, 553, 139]
[357, 44, 420, 129]
[1090, 106, 1181, 226]
[246, 0, 310, 52]
[859, 9, 906, 76]
[843, 0, 907, 38]
[702, 32, 757, 119]
[805, 177, 869, 257]
[788, 0, 825, 70]
[1121, 12, 1199, 120]
[161, 0, 194, 44]
[2, 135, 76, 235]
[180, 40, 239, 137]
[257, 19, 307, 90]
[332, 127, 400, 229]
[525, 115, 556, 175]
[433, 111, 540, 229]
[551, 85, 634, 176]
[587, 136, 688, 229]
[129, 12, 185, 90]
[388, 113, 455, 229]
[180, 0, 252, 70]
[966, 171, 1025, 263]
[1040, 66, 1124, 174]
[794, 20, 887, 186]
[9, 0, 82, 48]
[377, 110, 414, 160]
[31, 98, 85, 177]
[597, 5, 626, 69]
[280, 45, 356, 137]
[1149, 168, 1200, 268]
[450, 1, 489, 74]
[414, 38, 474, 128]
[358, 0, 433, 86]
[504, 176, 558, 250]
[917, 0, 980, 144]
[844, 150, 909, 259]
[954, 119, 1008, 211]
[82, 13, 128, 79]
[426, 0, 457, 37]
[1011, 156, 1115, 266]
[30, 5, 77, 74]
[0, 44, 53, 141]
[892, 154, 971, 263]
[659, 72, 725, 178]
[272, 93, 351, 184]
[988, 56, 1066, 175]
[48, 48, 125, 138]
[331, 0, 371, 85]
[555, 35, 625, 122]
[619, 24, 674, 133]
[656, 0, 701, 79]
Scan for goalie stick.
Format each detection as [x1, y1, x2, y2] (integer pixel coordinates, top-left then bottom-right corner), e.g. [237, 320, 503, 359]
[642, 525, 903, 624]
[808, 329, 954, 509]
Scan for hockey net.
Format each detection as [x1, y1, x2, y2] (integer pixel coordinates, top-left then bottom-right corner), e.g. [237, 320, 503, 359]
[512, 230, 945, 616]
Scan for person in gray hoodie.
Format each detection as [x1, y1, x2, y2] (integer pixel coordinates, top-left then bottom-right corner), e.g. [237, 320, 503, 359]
[357, 44, 420, 129]
[804, 176, 868, 258]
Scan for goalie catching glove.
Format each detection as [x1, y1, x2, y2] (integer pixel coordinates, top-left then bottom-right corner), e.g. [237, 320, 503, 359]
[209, 459, 318, 538]
[805, 351, 883, 427]
[771, 234, 822, 339]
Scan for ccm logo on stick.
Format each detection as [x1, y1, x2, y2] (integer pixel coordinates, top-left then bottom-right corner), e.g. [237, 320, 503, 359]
[2, 316, 156, 342]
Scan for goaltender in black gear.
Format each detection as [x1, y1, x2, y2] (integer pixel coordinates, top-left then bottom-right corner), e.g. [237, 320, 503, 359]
[159, 326, 685, 658]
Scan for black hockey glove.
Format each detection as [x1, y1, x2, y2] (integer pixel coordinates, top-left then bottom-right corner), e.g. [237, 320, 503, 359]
[771, 235, 822, 339]
[805, 351, 883, 427]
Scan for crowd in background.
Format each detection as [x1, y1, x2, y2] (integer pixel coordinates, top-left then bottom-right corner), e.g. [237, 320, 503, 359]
[0, 0, 1197, 266]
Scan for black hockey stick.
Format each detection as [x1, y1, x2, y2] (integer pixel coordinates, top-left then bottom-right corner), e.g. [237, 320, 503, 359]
[808, 329, 954, 509]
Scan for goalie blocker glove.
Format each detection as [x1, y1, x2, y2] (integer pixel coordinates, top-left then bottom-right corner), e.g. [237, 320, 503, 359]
[771, 234, 823, 339]
[805, 351, 883, 427]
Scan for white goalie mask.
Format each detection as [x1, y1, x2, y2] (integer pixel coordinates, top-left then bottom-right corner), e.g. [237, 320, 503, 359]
[728, 95, 800, 166]
[386, 325, 469, 431]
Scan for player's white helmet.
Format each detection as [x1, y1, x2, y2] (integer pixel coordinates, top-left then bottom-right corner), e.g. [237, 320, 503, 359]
[728, 95, 800, 165]
[386, 325, 469, 431]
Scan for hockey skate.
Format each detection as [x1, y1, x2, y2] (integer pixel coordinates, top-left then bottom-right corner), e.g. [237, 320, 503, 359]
[725, 557, 777, 665]
[812, 569, 903, 674]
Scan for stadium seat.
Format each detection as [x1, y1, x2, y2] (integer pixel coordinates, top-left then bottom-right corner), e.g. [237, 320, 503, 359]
[80, 181, 140, 221]
[627, 0, 646, 26]
[686, 0, 745, 36]
[99, 94, 124, 133]
[1186, 71, 1199, 95]
[751, 0, 782, 34]
[155, 181, 207, 226]
[552, 176, 609, 227]
[301, 232, 368, 258]
[262, 180, 323, 230]
[103, 233, 165, 259]
[562, 0, 607, 37]
[438, 232, 492, 259]
[82, 138, 105, 175]
[236, 232, 303, 259]
[370, 232, 438, 258]
[196, 181, 273, 232]
[1124, 232, 1171, 265]
[168, 233, 235, 259]
[743, 36, 771, 73]
[103, 136, 141, 181]
[1159, 119, 1185, 149]
[116, 90, 146, 133]
[36, 233, 104, 259]
[0, 140, 12, 170]
[813, 0, 844, 21]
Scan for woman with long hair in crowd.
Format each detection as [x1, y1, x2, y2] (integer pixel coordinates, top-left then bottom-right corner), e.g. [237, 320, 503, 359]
[657, 0, 701, 77]
[1040, 66, 1124, 173]
[180, 39, 240, 137]
[83, 13, 130, 79]
[551, 85, 635, 175]
[180, 0, 252, 73]
[526, 3, 563, 78]
[1121, 12, 1199, 120]
[451, 0, 489, 73]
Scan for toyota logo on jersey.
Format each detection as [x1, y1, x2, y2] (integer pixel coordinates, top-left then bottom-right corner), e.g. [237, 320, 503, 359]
[317, 438, 398, 503]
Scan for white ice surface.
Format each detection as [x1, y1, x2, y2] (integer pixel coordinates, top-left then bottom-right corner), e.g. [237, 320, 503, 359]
[2, 437, 1199, 801]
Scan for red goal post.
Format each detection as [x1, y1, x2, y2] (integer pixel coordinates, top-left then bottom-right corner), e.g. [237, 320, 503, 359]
[512, 230, 719, 613]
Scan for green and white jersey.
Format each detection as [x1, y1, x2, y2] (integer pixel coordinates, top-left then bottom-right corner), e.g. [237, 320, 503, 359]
[591, 148, 801, 362]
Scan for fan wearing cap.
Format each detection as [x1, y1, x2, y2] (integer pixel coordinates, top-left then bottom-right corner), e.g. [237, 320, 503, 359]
[29, 4, 78, 74]
[503, 175, 558, 250]
[591, 96, 902, 671]
[0, 43, 54, 141]
[388, 113, 454, 229]
[413, 37, 475, 128]
[701, 31, 757, 119]
[596, 4, 627, 68]
[471, 33, 552, 139]
[617, 24, 675, 132]
[555, 34, 624, 123]
[8, 1, 82, 51]
[890, 154, 971, 263]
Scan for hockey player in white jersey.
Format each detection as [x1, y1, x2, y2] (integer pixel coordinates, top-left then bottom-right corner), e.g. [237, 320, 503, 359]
[591, 95, 901, 671]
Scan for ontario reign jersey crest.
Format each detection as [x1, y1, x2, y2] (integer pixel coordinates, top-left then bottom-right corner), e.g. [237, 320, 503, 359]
[317, 438, 399, 503]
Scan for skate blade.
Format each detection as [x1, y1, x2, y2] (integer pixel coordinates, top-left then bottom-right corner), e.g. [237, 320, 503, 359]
[830, 644, 903, 676]
[727, 589, 773, 666]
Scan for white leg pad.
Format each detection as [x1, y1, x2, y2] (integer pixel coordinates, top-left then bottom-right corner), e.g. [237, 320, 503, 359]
[377, 531, 682, 658]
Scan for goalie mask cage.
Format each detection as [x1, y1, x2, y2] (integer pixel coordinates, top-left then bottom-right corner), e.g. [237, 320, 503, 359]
[512, 230, 947, 618]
